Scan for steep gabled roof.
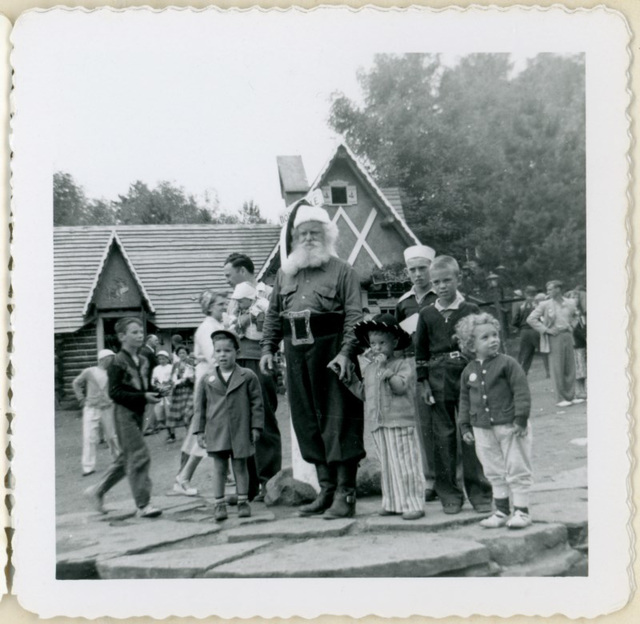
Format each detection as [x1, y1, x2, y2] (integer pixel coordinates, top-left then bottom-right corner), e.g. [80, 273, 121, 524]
[309, 143, 420, 246]
[54, 224, 281, 333]
[257, 144, 420, 280]
[81, 230, 155, 317]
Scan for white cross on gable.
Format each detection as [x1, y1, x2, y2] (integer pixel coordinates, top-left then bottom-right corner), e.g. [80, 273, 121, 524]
[332, 207, 383, 269]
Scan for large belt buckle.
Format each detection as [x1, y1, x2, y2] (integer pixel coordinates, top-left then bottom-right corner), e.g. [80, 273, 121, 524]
[449, 351, 462, 359]
[286, 310, 315, 346]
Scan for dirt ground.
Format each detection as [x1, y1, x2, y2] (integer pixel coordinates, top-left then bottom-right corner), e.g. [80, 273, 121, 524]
[55, 354, 587, 515]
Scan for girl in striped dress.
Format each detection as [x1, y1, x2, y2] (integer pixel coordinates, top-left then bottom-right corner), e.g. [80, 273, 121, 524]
[344, 314, 426, 520]
[167, 345, 195, 440]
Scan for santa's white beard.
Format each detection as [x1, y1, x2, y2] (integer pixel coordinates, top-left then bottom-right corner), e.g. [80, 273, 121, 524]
[281, 242, 332, 275]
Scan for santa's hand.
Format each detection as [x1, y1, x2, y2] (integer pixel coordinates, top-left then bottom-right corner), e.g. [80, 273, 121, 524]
[462, 431, 475, 445]
[328, 354, 352, 383]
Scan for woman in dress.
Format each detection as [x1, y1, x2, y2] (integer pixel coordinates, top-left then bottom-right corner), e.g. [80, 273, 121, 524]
[173, 290, 228, 495]
[166, 345, 195, 442]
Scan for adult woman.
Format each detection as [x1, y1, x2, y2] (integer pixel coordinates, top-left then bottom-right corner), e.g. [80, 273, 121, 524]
[173, 290, 227, 495]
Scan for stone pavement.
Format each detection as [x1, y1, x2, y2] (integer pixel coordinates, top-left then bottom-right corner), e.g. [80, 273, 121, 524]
[57, 464, 587, 579]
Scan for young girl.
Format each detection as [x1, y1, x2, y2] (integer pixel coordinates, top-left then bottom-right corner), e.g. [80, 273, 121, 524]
[167, 345, 195, 439]
[345, 313, 425, 520]
[151, 350, 173, 442]
[456, 312, 533, 529]
[195, 330, 264, 521]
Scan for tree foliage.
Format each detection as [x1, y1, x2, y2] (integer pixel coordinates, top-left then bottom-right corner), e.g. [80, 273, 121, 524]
[329, 53, 586, 288]
[53, 174, 269, 226]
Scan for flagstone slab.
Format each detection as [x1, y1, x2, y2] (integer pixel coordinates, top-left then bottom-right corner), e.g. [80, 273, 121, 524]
[225, 517, 355, 542]
[57, 519, 222, 578]
[532, 500, 588, 548]
[206, 533, 489, 577]
[97, 540, 272, 579]
[500, 546, 586, 577]
[445, 522, 568, 566]
[363, 507, 488, 533]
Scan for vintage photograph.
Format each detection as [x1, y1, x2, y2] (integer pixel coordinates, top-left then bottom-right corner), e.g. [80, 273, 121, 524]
[10, 5, 631, 619]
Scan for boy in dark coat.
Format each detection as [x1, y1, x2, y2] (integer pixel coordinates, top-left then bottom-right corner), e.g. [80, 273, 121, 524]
[196, 330, 264, 521]
[414, 256, 492, 515]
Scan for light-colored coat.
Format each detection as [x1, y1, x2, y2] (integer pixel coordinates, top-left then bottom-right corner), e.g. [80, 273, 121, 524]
[195, 365, 264, 458]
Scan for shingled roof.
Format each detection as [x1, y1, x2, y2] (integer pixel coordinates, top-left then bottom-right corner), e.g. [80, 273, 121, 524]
[54, 224, 281, 333]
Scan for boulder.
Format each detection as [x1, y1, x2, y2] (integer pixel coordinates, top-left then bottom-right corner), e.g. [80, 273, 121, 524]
[356, 456, 382, 497]
[264, 468, 317, 507]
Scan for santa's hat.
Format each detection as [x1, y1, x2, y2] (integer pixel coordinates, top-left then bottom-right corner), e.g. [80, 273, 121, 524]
[279, 196, 331, 265]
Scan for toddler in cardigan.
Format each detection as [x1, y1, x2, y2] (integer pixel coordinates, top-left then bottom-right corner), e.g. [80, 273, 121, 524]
[345, 314, 425, 520]
[455, 312, 534, 529]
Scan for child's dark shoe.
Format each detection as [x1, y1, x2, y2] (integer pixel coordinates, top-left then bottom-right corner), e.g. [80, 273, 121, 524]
[442, 502, 462, 515]
[237, 501, 252, 518]
[214, 503, 228, 521]
[473, 501, 493, 514]
[402, 510, 425, 521]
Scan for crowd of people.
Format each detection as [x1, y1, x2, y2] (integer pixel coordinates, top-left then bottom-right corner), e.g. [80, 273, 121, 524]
[73, 199, 586, 531]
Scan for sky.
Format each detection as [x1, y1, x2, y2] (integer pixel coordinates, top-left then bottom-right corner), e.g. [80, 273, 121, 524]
[33, 9, 539, 222]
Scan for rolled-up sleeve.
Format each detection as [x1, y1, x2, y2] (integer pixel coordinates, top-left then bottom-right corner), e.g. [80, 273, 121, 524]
[261, 274, 284, 356]
[338, 264, 363, 358]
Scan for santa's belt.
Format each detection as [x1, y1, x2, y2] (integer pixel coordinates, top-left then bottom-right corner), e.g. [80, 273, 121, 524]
[282, 311, 344, 344]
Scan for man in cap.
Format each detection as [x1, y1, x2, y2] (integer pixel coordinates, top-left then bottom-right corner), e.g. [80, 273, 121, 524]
[395, 244, 439, 501]
[72, 349, 120, 477]
[260, 200, 365, 519]
[224, 253, 282, 502]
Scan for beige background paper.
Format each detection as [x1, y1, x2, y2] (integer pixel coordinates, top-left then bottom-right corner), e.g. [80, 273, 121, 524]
[4, 0, 639, 621]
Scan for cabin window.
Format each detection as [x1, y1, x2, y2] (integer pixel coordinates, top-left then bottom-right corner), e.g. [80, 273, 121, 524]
[322, 183, 357, 206]
[331, 186, 348, 205]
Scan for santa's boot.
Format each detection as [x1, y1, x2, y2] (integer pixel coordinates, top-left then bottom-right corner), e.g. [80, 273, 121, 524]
[324, 460, 358, 520]
[298, 463, 336, 517]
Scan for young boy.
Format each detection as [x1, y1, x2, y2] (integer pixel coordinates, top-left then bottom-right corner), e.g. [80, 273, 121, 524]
[414, 255, 493, 514]
[195, 330, 264, 521]
[346, 314, 425, 520]
[72, 348, 119, 476]
[456, 313, 533, 529]
[84, 317, 162, 518]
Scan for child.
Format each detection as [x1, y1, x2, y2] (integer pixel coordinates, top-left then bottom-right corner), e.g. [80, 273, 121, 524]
[195, 330, 264, 521]
[228, 281, 270, 340]
[167, 345, 195, 437]
[72, 348, 120, 476]
[151, 350, 174, 442]
[347, 314, 425, 520]
[456, 312, 533, 529]
[174, 290, 228, 496]
[84, 317, 162, 518]
[414, 255, 493, 515]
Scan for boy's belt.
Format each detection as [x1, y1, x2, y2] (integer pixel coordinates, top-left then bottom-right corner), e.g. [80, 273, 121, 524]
[426, 351, 466, 366]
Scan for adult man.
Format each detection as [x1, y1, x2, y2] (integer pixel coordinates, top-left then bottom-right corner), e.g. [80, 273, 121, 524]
[527, 280, 583, 407]
[72, 348, 120, 476]
[395, 244, 438, 501]
[511, 286, 540, 375]
[260, 201, 365, 519]
[140, 334, 159, 436]
[223, 252, 282, 501]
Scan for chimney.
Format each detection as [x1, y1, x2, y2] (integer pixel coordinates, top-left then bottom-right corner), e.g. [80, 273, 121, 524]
[277, 155, 309, 206]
